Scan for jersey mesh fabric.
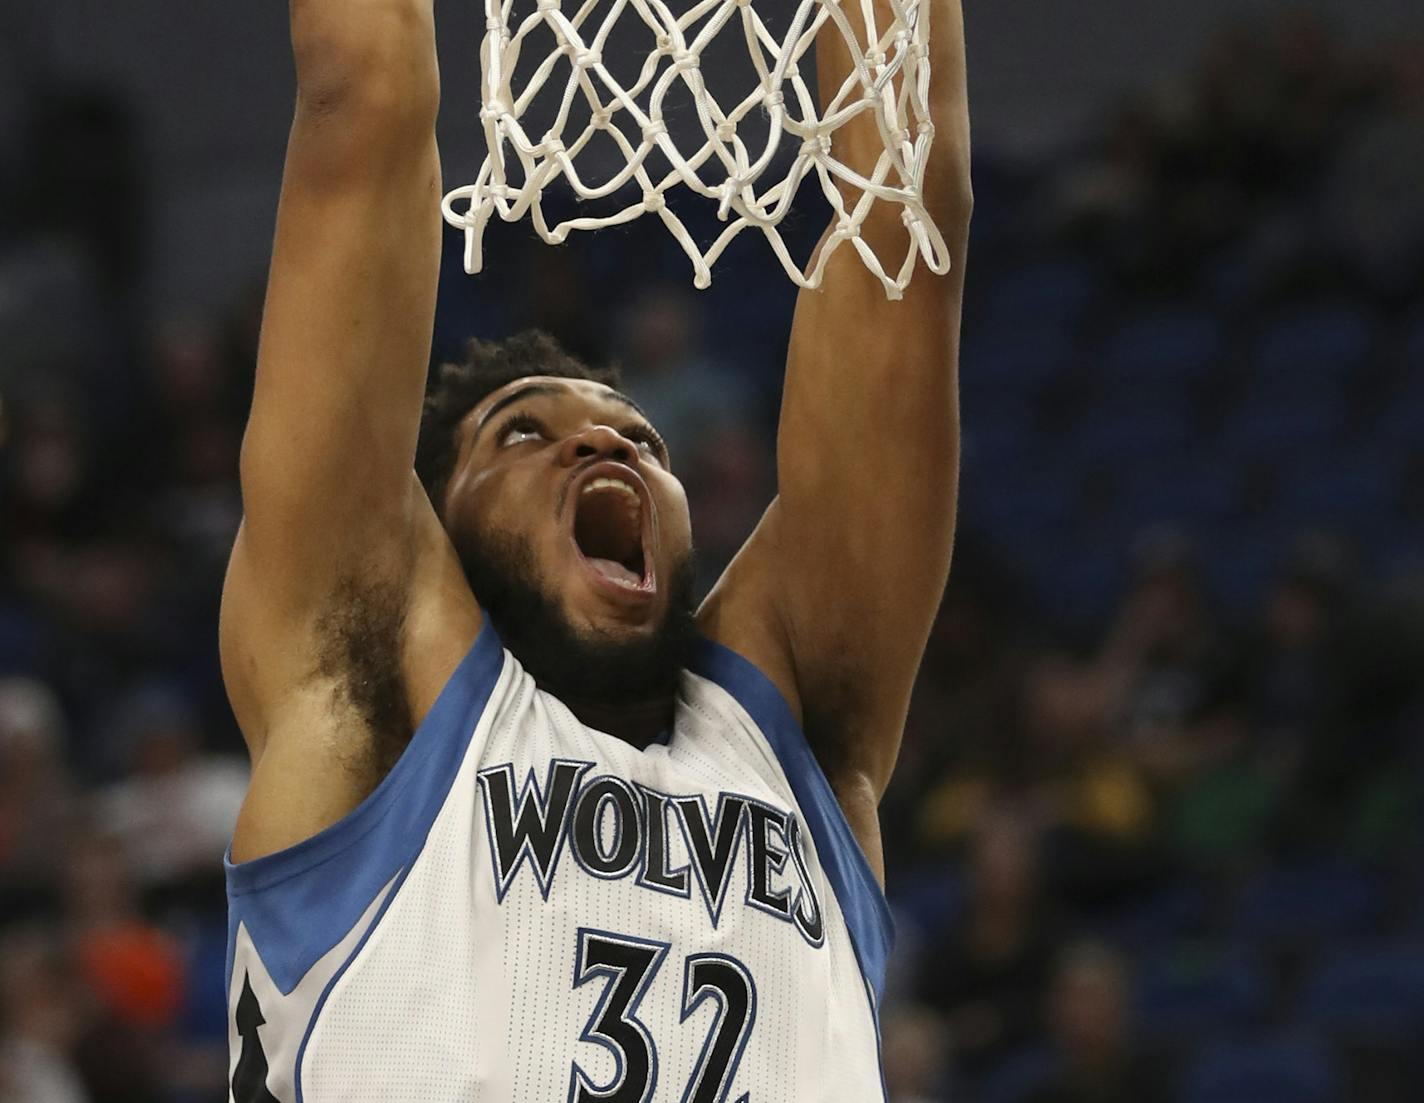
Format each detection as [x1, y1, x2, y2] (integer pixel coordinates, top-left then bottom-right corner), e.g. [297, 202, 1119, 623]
[226, 626, 886, 1102]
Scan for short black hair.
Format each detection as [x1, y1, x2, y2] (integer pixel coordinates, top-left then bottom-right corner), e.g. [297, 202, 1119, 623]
[415, 330, 621, 513]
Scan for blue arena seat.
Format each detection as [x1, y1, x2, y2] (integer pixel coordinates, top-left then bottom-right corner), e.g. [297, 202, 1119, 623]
[1038, 546, 1128, 628]
[1095, 307, 1226, 393]
[886, 864, 967, 935]
[1101, 881, 1210, 950]
[1181, 1034, 1339, 1103]
[981, 254, 1102, 331]
[1252, 302, 1380, 383]
[1274, 453, 1398, 535]
[1301, 944, 1424, 1039]
[977, 1046, 1057, 1103]
[1234, 860, 1387, 944]
[1070, 404, 1199, 470]
[963, 319, 1079, 394]
[965, 458, 1080, 540]
[1221, 400, 1344, 460]
[1374, 362, 1424, 453]
[1118, 462, 1239, 531]
[1133, 944, 1268, 1041]
[1202, 531, 1281, 613]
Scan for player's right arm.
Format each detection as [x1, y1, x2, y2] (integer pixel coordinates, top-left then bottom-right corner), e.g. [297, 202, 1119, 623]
[222, 0, 478, 845]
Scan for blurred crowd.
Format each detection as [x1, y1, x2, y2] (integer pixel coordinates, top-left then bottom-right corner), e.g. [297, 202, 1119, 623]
[1, 11, 1422, 1102]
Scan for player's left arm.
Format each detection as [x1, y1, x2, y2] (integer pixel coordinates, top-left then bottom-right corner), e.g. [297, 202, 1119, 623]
[700, 0, 970, 873]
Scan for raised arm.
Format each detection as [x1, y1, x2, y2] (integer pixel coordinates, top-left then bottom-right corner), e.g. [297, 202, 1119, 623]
[700, 0, 970, 871]
[222, 0, 462, 757]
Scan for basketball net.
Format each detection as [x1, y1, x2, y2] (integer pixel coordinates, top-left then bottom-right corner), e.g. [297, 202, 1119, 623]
[441, 0, 951, 298]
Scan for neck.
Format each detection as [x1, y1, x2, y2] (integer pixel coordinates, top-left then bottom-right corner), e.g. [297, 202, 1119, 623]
[562, 693, 676, 750]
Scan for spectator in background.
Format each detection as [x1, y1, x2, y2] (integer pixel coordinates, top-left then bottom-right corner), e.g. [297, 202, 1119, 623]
[59, 827, 174, 1102]
[890, 545, 1030, 869]
[1248, 538, 1347, 762]
[98, 684, 246, 897]
[1020, 651, 1159, 914]
[614, 282, 773, 586]
[142, 319, 244, 571]
[62, 827, 185, 1035]
[0, 677, 77, 922]
[506, 243, 608, 368]
[0, 927, 91, 1103]
[1327, 37, 1424, 290]
[881, 1005, 951, 1103]
[614, 282, 756, 464]
[915, 812, 1059, 1084]
[1279, 568, 1424, 856]
[3, 385, 100, 547]
[1106, 538, 1234, 784]
[1021, 942, 1164, 1103]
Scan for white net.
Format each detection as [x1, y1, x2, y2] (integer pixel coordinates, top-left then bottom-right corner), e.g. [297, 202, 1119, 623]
[441, 0, 952, 298]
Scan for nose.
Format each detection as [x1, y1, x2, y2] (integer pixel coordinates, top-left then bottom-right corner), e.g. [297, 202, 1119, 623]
[557, 424, 640, 468]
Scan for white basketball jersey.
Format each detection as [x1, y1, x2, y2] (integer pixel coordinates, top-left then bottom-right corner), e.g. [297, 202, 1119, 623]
[225, 622, 891, 1102]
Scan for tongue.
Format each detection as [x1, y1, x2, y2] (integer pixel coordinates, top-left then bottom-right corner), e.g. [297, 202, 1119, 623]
[587, 557, 641, 586]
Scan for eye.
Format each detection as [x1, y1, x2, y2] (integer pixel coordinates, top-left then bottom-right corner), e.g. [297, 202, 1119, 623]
[624, 425, 668, 463]
[497, 413, 545, 448]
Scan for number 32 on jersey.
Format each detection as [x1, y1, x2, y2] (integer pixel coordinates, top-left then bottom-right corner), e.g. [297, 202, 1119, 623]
[569, 928, 756, 1103]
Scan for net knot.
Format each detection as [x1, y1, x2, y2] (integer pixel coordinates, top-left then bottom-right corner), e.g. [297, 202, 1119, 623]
[717, 177, 742, 218]
[573, 48, 602, 68]
[801, 132, 831, 157]
[672, 48, 698, 70]
[866, 50, 887, 68]
[484, 16, 503, 31]
[716, 121, 736, 142]
[655, 33, 672, 51]
[536, 0, 559, 11]
[917, 120, 935, 138]
[591, 108, 612, 128]
[764, 90, 785, 109]
[642, 119, 668, 141]
[642, 190, 666, 213]
[541, 134, 566, 156]
[911, 42, 931, 61]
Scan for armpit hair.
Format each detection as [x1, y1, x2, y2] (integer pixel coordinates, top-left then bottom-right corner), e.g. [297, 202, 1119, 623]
[313, 574, 413, 784]
[798, 656, 863, 788]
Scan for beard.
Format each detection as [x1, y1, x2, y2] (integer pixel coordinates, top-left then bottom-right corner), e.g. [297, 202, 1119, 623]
[456, 526, 699, 707]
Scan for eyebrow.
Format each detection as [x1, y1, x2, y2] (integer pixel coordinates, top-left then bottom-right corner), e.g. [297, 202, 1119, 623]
[471, 381, 648, 448]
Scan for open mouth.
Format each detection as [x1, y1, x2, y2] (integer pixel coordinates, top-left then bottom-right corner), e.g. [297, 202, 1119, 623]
[572, 470, 653, 594]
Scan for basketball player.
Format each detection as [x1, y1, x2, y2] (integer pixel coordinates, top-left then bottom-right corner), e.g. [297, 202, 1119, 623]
[220, 0, 969, 1097]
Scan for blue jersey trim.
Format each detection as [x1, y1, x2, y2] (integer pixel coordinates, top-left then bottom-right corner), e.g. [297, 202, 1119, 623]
[295, 858, 419, 1103]
[687, 638, 894, 1005]
[223, 619, 505, 996]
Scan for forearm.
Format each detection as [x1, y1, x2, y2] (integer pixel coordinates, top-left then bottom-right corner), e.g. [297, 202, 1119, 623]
[290, 0, 439, 127]
[816, 0, 970, 232]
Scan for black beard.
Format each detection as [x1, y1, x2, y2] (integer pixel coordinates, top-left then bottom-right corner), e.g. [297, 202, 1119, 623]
[456, 526, 699, 707]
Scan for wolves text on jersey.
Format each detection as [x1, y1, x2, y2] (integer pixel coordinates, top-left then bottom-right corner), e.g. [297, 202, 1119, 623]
[476, 759, 825, 947]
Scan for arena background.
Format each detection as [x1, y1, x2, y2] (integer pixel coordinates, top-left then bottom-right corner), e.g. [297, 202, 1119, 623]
[2, 0, 1423, 1099]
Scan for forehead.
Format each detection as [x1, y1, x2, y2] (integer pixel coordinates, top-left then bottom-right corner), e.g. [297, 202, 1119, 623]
[462, 376, 637, 434]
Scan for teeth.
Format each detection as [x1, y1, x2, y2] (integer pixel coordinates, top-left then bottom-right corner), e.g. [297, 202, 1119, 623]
[581, 477, 640, 505]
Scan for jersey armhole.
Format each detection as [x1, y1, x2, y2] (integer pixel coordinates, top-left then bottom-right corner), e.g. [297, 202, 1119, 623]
[687, 636, 895, 1005]
[224, 619, 506, 994]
